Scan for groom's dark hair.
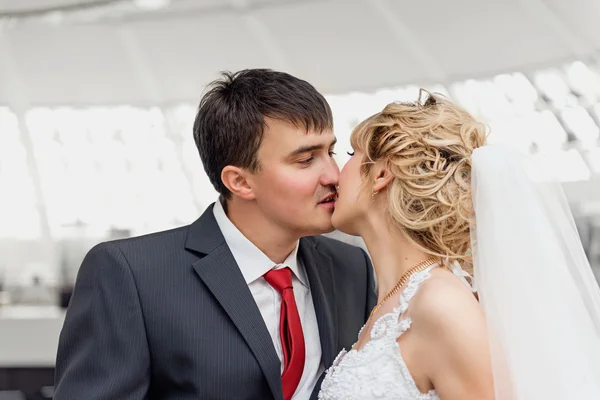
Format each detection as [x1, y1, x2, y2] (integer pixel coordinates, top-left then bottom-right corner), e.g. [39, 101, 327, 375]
[193, 68, 333, 198]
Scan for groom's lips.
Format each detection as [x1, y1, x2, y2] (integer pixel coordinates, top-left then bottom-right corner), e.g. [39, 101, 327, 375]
[318, 192, 337, 210]
[318, 192, 337, 203]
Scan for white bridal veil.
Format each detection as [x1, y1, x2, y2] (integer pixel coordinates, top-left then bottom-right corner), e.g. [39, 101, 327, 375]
[470, 145, 600, 399]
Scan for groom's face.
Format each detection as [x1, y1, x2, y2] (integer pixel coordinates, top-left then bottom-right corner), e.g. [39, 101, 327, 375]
[248, 118, 339, 236]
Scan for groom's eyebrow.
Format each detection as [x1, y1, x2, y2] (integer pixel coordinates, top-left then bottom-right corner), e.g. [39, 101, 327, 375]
[287, 138, 337, 158]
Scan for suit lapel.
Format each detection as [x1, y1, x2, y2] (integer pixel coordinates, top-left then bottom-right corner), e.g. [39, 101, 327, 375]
[300, 238, 338, 368]
[186, 206, 283, 400]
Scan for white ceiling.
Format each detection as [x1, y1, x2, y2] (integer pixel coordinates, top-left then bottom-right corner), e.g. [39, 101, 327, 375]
[0, 0, 599, 106]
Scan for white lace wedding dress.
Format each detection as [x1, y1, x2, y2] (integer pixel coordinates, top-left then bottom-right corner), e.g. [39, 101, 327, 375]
[319, 264, 440, 400]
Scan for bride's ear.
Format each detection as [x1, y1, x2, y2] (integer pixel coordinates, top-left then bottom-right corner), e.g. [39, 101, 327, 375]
[372, 160, 393, 193]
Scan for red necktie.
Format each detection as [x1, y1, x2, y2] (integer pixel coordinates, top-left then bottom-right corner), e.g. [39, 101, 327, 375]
[264, 267, 306, 400]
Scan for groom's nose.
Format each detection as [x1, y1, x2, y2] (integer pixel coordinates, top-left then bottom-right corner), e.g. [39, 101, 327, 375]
[320, 158, 340, 187]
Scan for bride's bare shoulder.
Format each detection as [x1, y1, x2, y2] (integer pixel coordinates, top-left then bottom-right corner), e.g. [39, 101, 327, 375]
[410, 267, 483, 328]
[408, 267, 494, 399]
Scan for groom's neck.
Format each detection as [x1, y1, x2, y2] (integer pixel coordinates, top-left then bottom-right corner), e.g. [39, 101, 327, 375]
[223, 198, 298, 264]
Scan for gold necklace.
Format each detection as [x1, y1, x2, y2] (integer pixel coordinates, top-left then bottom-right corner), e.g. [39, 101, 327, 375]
[369, 257, 438, 319]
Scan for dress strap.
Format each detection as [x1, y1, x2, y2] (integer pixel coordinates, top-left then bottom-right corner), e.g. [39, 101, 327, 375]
[393, 263, 438, 337]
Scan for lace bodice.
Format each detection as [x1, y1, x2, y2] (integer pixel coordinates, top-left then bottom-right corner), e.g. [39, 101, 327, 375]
[318, 265, 440, 400]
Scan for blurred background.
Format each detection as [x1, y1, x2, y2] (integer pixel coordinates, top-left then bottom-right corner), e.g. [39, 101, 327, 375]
[1, 0, 600, 398]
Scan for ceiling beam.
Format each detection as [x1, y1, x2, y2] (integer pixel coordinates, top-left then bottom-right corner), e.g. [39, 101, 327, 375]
[365, 0, 446, 84]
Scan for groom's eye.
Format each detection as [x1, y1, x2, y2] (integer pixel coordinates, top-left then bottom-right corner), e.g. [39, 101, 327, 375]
[329, 150, 336, 157]
[298, 157, 314, 164]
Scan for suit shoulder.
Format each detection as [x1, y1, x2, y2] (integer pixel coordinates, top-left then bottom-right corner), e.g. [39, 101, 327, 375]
[97, 225, 190, 254]
[76, 225, 193, 287]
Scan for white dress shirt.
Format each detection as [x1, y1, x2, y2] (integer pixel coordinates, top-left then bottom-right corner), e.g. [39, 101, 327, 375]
[213, 200, 324, 399]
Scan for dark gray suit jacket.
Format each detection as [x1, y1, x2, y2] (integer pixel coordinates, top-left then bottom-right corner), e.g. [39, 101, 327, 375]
[54, 204, 376, 400]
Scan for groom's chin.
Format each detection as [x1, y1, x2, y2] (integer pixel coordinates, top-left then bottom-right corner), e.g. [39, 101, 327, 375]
[301, 219, 336, 237]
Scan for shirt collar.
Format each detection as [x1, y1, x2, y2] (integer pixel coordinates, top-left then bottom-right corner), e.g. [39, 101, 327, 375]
[212, 198, 306, 287]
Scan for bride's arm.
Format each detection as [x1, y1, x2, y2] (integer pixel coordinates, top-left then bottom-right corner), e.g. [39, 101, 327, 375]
[411, 276, 494, 400]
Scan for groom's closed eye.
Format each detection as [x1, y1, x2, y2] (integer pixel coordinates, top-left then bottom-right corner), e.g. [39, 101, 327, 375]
[287, 138, 338, 159]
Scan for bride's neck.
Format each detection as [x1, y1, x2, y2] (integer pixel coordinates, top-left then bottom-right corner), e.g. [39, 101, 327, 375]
[360, 214, 431, 299]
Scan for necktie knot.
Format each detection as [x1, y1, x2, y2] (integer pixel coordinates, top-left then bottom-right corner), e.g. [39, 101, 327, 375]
[264, 267, 293, 294]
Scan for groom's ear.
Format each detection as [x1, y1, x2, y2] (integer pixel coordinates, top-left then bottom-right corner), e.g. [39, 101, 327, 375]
[221, 166, 256, 201]
[372, 161, 393, 193]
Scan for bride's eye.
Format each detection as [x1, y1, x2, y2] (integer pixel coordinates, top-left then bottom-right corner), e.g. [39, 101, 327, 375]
[347, 151, 355, 156]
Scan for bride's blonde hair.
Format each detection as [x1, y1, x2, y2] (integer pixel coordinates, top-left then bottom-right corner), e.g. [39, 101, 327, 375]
[350, 90, 487, 271]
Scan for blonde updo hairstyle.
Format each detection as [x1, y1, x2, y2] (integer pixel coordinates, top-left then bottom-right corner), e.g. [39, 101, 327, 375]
[350, 90, 487, 272]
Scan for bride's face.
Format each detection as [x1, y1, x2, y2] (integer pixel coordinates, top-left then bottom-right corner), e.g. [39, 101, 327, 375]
[331, 150, 370, 236]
